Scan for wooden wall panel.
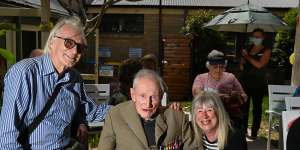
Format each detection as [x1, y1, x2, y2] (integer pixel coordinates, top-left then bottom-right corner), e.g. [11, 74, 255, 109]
[163, 34, 191, 101]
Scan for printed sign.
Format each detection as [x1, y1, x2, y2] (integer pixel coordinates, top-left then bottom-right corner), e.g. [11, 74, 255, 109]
[99, 65, 114, 77]
[129, 48, 142, 58]
[99, 47, 112, 58]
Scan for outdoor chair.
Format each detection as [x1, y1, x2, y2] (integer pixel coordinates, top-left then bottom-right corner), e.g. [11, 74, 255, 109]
[282, 110, 300, 150]
[266, 84, 296, 150]
[84, 83, 110, 104]
[84, 84, 110, 134]
[285, 97, 300, 111]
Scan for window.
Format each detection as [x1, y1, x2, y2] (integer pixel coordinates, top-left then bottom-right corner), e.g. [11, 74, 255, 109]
[101, 14, 144, 34]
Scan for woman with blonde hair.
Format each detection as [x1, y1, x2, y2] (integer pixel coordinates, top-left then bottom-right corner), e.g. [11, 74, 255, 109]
[191, 91, 246, 150]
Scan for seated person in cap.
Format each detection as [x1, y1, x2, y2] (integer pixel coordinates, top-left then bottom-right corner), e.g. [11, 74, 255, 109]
[192, 50, 247, 129]
[98, 69, 193, 150]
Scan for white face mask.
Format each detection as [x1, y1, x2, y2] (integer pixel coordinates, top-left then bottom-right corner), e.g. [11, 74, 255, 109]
[250, 37, 263, 46]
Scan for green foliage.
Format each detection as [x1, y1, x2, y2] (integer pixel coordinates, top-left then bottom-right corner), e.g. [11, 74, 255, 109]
[182, 10, 227, 49]
[270, 8, 298, 70]
[0, 23, 15, 66]
[0, 48, 16, 66]
[283, 8, 298, 32]
[274, 8, 298, 53]
[88, 134, 100, 148]
[269, 47, 287, 67]
[182, 10, 215, 37]
[0, 23, 14, 38]
[0, 23, 15, 109]
[182, 10, 227, 74]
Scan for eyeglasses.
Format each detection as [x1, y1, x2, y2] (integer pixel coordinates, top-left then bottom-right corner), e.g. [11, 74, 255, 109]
[54, 36, 87, 53]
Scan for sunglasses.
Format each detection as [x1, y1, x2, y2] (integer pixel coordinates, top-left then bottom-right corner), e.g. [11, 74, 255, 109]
[54, 36, 87, 53]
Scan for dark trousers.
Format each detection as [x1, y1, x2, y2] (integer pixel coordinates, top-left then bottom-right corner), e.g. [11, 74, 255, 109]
[242, 86, 265, 136]
[231, 117, 248, 150]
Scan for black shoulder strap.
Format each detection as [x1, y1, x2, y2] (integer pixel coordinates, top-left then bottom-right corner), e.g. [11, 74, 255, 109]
[27, 82, 64, 134]
[17, 82, 64, 149]
[18, 70, 80, 149]
[27, 69, 80, 134]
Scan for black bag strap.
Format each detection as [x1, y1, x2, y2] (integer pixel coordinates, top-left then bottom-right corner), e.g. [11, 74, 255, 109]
[18, 70, 81, 149]
[27, 82, 64, 134]
[17, 82, 64, 149]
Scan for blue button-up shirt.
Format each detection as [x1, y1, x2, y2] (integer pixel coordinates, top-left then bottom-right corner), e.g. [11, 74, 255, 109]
[0, 54, 110, 149]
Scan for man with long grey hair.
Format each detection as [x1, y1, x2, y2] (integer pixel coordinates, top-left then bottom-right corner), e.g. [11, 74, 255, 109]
[0, 16, 110, 149]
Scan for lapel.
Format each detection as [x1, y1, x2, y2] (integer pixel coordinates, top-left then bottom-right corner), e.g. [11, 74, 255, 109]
[122, 101, 148, 147]
[155, 108, 168, 145]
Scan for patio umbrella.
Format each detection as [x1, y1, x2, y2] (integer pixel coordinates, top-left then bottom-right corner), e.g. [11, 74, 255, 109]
[204, 3, 289, 32]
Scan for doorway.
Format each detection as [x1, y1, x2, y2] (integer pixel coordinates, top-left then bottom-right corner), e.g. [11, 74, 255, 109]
[22, 31, 37, 59]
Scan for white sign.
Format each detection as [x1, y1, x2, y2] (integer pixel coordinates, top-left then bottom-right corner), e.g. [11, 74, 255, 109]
[129, 48, 142, 58]
[99, 47, 111, 58]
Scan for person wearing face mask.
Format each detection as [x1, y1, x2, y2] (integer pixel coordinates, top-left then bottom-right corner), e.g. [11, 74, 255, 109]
[239, 28, 271, 140]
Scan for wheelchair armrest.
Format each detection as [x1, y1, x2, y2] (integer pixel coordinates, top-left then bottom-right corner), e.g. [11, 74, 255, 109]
[265, 110, 282, 116]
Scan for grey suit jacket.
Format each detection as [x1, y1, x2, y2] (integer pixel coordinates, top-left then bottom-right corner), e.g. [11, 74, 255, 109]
[98, 101, 193, 150]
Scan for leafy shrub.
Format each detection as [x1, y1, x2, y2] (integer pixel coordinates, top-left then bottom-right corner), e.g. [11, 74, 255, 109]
[274, 8, 298, 56]
[182, 10, 227, 75]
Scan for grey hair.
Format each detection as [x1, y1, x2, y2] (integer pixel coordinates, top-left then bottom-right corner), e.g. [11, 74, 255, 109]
[205, 61, 228, 68]
[132, 69, 166, 97]
[207, 49, 224, 59]
[206, 49, 227, 68]
[43, 15, 86, 53]
[192, 91, 232, 150]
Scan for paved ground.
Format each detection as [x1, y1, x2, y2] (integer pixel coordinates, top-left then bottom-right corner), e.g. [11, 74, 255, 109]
[93, 138, 277, 150]
[93, 134, 278, 150]
[248, 137, 279, 150]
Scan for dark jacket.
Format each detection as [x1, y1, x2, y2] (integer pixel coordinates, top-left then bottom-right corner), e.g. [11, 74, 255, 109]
[191, 128, 247, 150]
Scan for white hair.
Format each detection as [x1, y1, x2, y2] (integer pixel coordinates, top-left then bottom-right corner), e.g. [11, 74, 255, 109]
[133, 69, 167, 97]
[205, 61, 228, 69]
[206, 49, 228, 68]
[43, 16, 86, 53]
[207, 49, 224, 59]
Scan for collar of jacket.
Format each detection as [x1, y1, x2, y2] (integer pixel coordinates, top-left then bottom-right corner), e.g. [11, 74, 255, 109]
[123, 101, 168, 147]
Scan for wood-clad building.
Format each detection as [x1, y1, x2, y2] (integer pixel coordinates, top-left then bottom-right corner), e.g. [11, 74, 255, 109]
[86, 0, 297, 100]
[0, 0, 298, 101]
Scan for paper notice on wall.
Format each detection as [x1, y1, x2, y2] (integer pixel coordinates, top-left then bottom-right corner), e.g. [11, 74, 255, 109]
[99, 65, 114, 77]
[99, 47, 111, 58]
[129, 48, 142, 58]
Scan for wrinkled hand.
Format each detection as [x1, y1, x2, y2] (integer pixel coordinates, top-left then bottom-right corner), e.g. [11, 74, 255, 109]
[240, 93, 248, 104]
[76, 124, 89, 143]
[241, 49, 250, 60]
[241, 49, 247, 56]
[230, 91, 241, 104]
[168, 102, 182, 111]
[219, 93, 230, 103]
